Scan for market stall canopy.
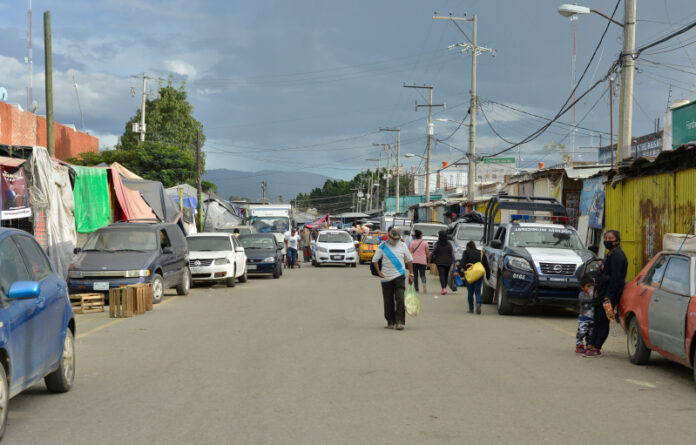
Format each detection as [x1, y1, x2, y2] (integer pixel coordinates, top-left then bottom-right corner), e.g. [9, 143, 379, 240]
[122, 177, 181, 223]
[110, 169, 157, 221]
[72, 166, 111, 233]
[202, 198, 242, 231]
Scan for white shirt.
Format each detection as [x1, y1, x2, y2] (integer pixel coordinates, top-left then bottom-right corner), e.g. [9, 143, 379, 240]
[372, 240, 413, 282]
[285, 234, 301, 249]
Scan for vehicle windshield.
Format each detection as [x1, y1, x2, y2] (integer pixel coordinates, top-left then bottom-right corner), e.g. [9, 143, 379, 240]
[219, 227, 252, 235]
[251, 217, 289, 233]
[318, 232, 353, 244]
[83, 229, 157, 252]
[412, 225, 447, 237]
[187, 236, 232, 252]
[239, 236, 277, 250]
[509, 227, 584, 249]
[363, 235, 381, 245]
[456, 226, 484, 241]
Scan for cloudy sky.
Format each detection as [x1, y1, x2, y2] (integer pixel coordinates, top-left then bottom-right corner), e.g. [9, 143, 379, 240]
[1, 0, 696, 181]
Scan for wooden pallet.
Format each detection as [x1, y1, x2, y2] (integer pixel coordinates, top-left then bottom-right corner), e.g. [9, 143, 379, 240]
[109, 287, 133, 318]
[128, 283, 153, 312]
[70, 293, 105, 314]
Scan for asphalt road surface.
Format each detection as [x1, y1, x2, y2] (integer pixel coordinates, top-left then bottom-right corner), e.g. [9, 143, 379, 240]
[6, 264, 696, 444]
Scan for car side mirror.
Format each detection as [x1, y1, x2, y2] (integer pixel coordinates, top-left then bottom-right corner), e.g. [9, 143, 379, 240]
[162, 246, 173, 254]
[236, 246, 244, 253]
[8, 281, 40, 299]
[490, 240, 503, 249]
[73, 247, 82, 254]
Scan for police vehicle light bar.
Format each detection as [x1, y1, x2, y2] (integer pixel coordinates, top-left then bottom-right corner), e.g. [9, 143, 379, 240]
[510, 214, 569, 223]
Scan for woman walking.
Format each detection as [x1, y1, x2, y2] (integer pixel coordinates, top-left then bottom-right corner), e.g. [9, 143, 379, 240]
[431, 230, 456, 295]
[409, 229, 430, 293]
[456, 241, 489, 314]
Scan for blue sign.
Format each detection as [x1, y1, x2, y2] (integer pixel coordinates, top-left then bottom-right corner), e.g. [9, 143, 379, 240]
[579, 176, 605, 229]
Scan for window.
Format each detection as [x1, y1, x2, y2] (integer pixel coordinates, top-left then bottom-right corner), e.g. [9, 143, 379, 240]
[187, 236, 233, 252]
[0, 237, 31, 296]
[645, 255, 668, 287]
[83, 229, 157, 251]
[159, 230, 172, 249]
[660, 257, 690, 296]
[15, 236, 53, 281]
[166, 226, 187, 249]
[494, 227, 506, 242]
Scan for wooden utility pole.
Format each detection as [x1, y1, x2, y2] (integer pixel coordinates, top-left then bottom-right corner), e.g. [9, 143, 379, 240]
[261, 181, 267, 204]
[380, 128, 401, 212]
[196, 131, 203, 230]
[43, 11, 54, 157]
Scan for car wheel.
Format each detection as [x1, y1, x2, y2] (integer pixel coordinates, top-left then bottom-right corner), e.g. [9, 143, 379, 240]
[351, 261, 357, 268]
[273, 264, 281, 279]
[312, 260, 317, 267]
[227, 267, 237, 287]
[176, 268, 191, 296]
[496, 275, 513, 315]
[151, 273, 165, 304]
[0, 361, 8, 439]
[239, 267, 248, 283]
[481, 280, 494, 304]
[45, 329, 75, 393]
[627, 317, 651, 365]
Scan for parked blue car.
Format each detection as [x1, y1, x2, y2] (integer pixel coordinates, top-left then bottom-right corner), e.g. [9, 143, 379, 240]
[238, 234, 284, 279]
[0, 229, 76, 439]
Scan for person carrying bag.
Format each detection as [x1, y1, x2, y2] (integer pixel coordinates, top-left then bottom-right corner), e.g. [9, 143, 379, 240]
[456, 241, 490, 314]
[372, 228, 414, 331]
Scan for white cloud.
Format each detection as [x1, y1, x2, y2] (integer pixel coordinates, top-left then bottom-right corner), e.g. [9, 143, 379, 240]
[164, 60, 197, 79]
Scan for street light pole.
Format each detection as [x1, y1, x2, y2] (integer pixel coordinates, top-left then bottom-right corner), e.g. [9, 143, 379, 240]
[380, 128, 401, 213]
[618, 0, 636, 162]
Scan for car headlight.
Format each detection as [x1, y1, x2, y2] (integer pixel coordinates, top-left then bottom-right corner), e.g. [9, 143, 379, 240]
[124, 269, 151, 278]
[214, 258, 230, 265]
[347, 247, 356, 253]
[318, 247, 328, 253]
[68, 271, 84, 278]
[506, 256, 533, 272]
[263, 257, 275, 263]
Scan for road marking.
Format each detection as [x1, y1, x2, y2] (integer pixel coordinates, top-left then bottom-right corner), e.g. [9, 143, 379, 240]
[625, 379, 656, 388]
[76, 319, 126, 340]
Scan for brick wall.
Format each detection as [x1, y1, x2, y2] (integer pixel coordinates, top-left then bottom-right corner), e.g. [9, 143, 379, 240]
[0, 101, 98, 160]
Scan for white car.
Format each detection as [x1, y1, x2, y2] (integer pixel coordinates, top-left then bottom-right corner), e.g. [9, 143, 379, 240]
[187, 233, 248, 287]
[312, 230, 358, 267]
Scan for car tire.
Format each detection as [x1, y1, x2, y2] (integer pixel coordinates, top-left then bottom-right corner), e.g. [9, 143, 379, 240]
[351, 262, 357, 268]
[0, 360, 8, 439]
[227, 267, 237, 287]
[496, 275, 513, 315]
[176, 268, 191, 296]
[481, 280, 494, 304]
[627, 317, 651, 365]
[151, 273, 165, 304]
[45, 329, 75, 393]
[239, 267, 248, 283]
[273, 264, 281, 279]
[312, 260, 317, 267]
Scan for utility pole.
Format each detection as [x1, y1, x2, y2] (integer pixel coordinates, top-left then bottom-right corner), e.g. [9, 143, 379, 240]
[375, 155, 382, 210]
[435, 13, 495, 203]
[43, 11, 54, 157]
[139, 73, 147, 142]
[609, 76, 615, 168]
[617, 0, 636, 162]
[27, 0, 33, 111]
[261, 181, 267, 204]
[404, 84, 445, 202]
[380, 128, 401, 213]
[196, 131, 203, 230]
[372, 143, 391, 211]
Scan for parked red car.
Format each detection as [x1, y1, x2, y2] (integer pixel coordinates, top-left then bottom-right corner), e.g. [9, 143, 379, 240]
[618, 251, 696, 383]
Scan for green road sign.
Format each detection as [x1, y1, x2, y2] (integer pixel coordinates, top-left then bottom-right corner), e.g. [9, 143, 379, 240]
[482, 157, 515, 164]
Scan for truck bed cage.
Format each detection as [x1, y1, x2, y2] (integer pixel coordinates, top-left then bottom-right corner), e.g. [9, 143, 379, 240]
[483, 195, 568, 244]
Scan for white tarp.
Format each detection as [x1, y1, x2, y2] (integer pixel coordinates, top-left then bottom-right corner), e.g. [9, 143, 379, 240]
[26, 146, 77, 279]
[202, 200, 242, 232]
[663, 233, 696, 253]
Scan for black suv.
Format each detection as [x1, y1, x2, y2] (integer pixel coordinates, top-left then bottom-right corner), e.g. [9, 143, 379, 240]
[68, 222, 190, 304]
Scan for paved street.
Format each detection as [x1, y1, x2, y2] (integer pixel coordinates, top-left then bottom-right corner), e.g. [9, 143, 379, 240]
[6, 264, 696, 444]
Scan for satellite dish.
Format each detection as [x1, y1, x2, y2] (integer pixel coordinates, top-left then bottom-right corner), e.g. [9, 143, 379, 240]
[31, 100, 38, 113]
[0, 87, 8, 102]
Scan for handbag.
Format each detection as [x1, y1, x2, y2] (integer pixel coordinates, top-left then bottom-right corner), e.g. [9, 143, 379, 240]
[429, 263, 439, 276]
[464, 251, 485, 284]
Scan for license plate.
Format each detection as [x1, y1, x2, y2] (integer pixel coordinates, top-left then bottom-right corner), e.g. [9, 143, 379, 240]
[93, 282, 109, 291]
[548, 277, 568, 282]
[247, 265, 256, 271]
[331, 255, 343, 260]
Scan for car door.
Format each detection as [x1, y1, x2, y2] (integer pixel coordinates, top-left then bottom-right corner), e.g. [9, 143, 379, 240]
[648, 256, 691, 358]
[165, 226, 188, 285]
[14, 235, 66, 372]
[158, 228, 177, 286]
[231, 236, 245, 275]
[0, 236, 39, 390]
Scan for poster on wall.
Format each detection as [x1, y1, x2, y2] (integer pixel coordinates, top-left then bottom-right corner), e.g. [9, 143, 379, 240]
[579, 176, 605, 229]
[1, 166, 32, 220]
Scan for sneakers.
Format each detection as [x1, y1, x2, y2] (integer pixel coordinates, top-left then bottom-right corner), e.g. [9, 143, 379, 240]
[441, 289, 447, 295]
[385, 324, 394, 329]
[468, 308, 474, 313]
[395, 324, 404, 331]
[476, 304, 481, 315]
[583, 348, 602, 358]
[575, 345, 586, 354]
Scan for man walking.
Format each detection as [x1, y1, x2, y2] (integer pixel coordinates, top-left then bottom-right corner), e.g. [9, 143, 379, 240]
[372, 228, 414, 331]
[301, 227, 312, 262]
[284, 227, 301, 269]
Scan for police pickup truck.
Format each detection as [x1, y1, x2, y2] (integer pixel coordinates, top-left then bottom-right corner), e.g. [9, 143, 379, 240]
[481, 196, 597, 315]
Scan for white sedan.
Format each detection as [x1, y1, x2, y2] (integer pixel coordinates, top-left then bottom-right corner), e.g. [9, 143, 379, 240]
[312, 230, 358, 267]
[187, 233, 248, 287]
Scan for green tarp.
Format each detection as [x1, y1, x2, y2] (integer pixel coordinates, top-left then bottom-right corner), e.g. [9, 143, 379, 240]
[73, 166, 111, 233]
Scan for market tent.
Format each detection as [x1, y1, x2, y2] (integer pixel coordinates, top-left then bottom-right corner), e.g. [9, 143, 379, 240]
[202, 198, 242, 231]
[72, 166, 111, 233]
[110, 169, 156, 221]
[122, 177, 180, 223]
[305, 214, 330, 229]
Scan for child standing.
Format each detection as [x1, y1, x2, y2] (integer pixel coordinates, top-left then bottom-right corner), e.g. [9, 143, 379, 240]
[576, 276, 595, 354]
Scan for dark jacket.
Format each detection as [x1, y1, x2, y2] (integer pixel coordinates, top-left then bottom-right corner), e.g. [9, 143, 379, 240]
[431, 241, 455, 265]
[595, 246, 628, 307]
[458, 248, 491, 277]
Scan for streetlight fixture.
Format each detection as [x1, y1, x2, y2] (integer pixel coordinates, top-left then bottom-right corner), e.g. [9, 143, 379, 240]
[558, 4, 624, 26]
[365, 156, 381, 210]
[405, 153, 425, 160]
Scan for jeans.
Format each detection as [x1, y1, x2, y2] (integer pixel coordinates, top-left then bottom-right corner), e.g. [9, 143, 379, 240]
[437, 264, 451, 289]
[466, 278, 482, 310]
[412, 263, 427, 292]
[589, 305, 610, 350]
[381, 275, 406, 325]
[287, 248, 298, 267]
[303, 246, 312, 261]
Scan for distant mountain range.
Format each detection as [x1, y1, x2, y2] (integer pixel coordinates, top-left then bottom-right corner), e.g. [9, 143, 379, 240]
[203, 169, 332, 202]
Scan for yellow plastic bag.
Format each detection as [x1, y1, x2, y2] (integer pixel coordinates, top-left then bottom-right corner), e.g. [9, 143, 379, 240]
[405, 285, 420, 317]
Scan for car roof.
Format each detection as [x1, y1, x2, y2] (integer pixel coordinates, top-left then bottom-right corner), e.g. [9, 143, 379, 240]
[239, 233, 274, 238]
[512, 223, 573, 230]
[187, 232, 231, 238]
[104, 221, 173, 230]
[318, 230, 350, 234]
[412, 223, 447, 227]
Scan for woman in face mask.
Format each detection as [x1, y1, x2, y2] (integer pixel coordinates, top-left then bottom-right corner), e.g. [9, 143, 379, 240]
[584, 229, 628, 358]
